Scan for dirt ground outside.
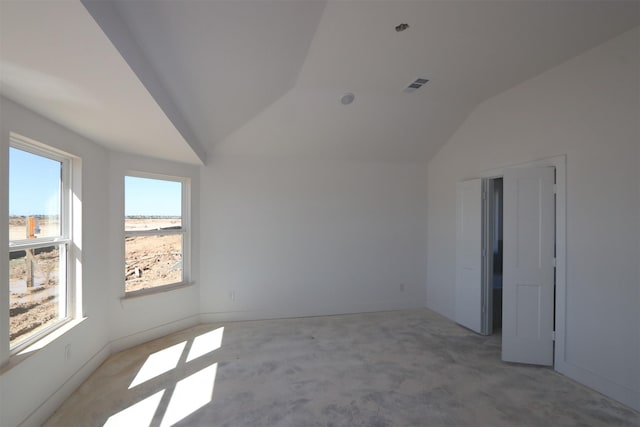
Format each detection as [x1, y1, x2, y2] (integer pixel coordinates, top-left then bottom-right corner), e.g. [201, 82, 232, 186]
[125, 233, 182, 293]
[125, 217, 183, 292]
[9, 246, 61, 344]
[9, 217, 182, 345]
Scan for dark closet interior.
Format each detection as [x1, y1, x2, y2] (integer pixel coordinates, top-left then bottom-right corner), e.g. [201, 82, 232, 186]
[491, 178, 503, 332]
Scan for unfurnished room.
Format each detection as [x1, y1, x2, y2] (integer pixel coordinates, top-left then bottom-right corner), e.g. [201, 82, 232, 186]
[0, 0, 639, 426]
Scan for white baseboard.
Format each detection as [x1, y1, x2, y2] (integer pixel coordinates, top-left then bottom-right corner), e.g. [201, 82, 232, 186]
[556, 360, 639, 412]
[199, 301, 424, 324]
[19, 344, 111, 427]
[109, 314, 201, 353]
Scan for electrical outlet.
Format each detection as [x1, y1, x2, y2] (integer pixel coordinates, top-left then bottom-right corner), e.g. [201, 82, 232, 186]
[65, 344, 71, 361]
[399, 283, 405, 292]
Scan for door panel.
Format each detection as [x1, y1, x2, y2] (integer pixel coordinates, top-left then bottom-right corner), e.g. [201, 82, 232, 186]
[455, 179, 485, 334]
[515, 284, 542, 338]
[502, 166, 555, 365]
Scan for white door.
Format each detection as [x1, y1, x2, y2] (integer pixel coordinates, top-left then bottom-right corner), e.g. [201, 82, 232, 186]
[455, 179, 485, 334]
[502, 166, 555, 365]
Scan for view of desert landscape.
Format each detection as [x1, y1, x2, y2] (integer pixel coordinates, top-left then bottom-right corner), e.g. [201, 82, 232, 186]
[125, 217, 183, 293]
[9, 216, 61, 345]
[9, 217, 182, 345]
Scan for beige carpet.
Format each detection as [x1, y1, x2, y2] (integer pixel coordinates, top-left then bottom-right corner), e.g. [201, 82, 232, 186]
[45, 309, 638, 426]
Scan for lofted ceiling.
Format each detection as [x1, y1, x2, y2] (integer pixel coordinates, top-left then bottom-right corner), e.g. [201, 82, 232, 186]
[2, 1, 639, 164]
[0, 0, 203, 164]
[96, 0, 328, 154]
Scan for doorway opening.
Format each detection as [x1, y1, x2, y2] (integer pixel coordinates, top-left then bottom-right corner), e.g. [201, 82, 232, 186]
[487, 177, 503, 334]
[485, 166, 556, 366]
[456, 156, 565, 367]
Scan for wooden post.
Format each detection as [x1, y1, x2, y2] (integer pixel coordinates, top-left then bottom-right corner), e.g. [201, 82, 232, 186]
[26, 216, 36, 288]
[26, 249, 35, 288]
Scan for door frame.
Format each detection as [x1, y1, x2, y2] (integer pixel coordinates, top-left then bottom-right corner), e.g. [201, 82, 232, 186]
[477, 155, 566, 368]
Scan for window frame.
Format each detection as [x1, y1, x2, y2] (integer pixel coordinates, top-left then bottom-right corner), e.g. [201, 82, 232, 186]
[8, 134, 75, 354]
[123, 171, 190, 297]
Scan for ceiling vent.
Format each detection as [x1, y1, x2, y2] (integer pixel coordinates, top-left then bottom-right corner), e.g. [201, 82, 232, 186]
[340, 92, 355, 105]
[404, 78, 429, 93]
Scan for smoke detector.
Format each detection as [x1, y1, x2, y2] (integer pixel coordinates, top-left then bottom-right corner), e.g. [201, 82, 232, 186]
[404, 78, 429, 93]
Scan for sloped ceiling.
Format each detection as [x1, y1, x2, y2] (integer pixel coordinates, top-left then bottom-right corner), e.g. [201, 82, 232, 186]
[4, 1, 640, 164]
[257, 0, 640, 161]
[0, 0, 203, 164]
[91, 0, 328, 153]
[94, 0, 640, 163]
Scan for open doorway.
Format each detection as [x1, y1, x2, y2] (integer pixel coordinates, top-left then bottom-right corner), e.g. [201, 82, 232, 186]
[487, 178, 503, 334]
[456, 157, 564, 367]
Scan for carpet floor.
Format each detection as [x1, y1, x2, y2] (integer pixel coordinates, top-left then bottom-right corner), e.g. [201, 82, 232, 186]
[45, 309, 638, 426]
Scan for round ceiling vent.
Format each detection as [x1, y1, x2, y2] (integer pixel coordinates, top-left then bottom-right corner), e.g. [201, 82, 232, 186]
[341, 93, 355, 105]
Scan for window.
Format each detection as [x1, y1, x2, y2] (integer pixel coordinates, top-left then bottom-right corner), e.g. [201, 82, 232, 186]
[124, 174, 189, 295]
[8, 136, 74, 351]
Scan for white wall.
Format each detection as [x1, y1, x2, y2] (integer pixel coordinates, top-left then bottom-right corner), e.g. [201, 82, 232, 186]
[426, 27, 640, 410]
[199, 154, 428, 321]
[0, 98, 10, 427]
[637, 32, 640, 410]
[0, 96, 111, 427]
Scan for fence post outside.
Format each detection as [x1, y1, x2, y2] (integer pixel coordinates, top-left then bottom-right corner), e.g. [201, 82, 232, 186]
[25, 216, 37, 288]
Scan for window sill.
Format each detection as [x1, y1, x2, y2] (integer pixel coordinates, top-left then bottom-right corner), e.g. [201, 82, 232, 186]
[0, 317, 88, 375]
[121, 281, 195, 300]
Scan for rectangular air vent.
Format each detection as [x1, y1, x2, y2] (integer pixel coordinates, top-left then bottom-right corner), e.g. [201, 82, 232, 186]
[404, 78, 429, 93]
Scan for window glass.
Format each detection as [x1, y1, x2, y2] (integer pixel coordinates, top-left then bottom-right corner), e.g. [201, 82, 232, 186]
[9, 147, 62, 239]
[9, 143, 70, 350]
[125, 234, 183, 293]
[125, 176, 182, 231]
[124, 175, 186, 294]
[9, 245, 64, 346]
